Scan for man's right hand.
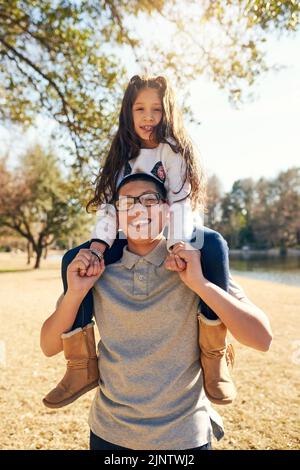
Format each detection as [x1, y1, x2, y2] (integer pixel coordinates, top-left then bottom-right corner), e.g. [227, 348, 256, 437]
[67, 249, 105, 296]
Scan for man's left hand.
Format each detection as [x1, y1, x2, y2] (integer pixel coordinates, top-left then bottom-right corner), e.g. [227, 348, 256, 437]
[164, 241, 205, 291]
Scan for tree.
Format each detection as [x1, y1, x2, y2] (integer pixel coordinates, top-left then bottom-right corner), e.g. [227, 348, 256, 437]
[253, 168, 300, 253]
[218, 168, 300, 250]
[205, 173, 223, 229]
[219, 177, 256, 248]
[0, 0, 299, 168]
[0, 146, 92, 268]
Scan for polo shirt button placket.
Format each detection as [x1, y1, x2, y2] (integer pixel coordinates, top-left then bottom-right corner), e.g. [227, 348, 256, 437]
[133, 261, 148, 296]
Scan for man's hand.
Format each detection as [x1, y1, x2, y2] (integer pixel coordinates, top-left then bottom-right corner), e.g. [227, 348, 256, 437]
[164, 241, 205, 291]
[67, 249, 105, 296]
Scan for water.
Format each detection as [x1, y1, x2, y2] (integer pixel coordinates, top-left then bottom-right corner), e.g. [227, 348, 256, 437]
[48, 251, 300, 287]
[229, 254, 300, 287]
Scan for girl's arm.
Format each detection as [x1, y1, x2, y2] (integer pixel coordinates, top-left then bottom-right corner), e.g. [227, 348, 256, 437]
[167, 243, 273, 352]
[40, 249, 105, 357]
[90, 201, 118, 250]
[162, 147, 195, 251]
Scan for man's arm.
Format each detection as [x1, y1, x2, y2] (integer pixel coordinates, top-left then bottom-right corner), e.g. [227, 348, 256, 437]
[166, 243, 273, 352]
[40, 249, 105, 357]
[193, 276, 272, 351]
[40, 291, 87, 357]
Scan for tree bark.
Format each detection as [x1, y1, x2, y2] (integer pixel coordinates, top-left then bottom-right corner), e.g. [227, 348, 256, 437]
[34, 245, 43, 269]
[26, 240, 32, 265]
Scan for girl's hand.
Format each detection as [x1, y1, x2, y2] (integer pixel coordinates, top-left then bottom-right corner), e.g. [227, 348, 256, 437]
[164, 242, 188, 272]
[67, 249, 105, 295]
[166, 242, 205, 291]
[164, 250, 186, 273]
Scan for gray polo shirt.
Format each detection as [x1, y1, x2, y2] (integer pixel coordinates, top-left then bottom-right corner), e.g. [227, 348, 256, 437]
[79, 236, 247, 450]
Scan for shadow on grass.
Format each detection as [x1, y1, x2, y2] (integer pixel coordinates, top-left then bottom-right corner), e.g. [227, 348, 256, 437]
[0, 268, 34, 273]
[0, 266, 61, 273]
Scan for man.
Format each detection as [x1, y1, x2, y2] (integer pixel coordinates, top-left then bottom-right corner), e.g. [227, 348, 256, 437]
[40, 173, 272, 450]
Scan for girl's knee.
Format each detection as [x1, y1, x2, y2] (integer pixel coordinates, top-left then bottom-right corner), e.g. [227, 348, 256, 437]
[62, 248, 77, 272]
[203, 228, 228, 256]
[62, 242, 91, 272]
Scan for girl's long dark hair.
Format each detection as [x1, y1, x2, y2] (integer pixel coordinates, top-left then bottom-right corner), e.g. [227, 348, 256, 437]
[86, 74, 206, 212]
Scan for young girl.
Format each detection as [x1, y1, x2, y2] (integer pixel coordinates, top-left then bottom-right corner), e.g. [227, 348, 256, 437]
[42, 74, 236, 409]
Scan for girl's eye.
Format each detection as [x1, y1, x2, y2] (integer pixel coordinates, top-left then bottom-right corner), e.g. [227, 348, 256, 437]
[135, 108, 162, 112]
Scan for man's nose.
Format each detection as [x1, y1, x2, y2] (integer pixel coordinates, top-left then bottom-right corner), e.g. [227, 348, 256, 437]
[128, 203, 147, 217]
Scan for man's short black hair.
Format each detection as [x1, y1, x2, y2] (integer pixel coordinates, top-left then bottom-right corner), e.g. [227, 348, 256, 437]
[115, 173, 167, 201]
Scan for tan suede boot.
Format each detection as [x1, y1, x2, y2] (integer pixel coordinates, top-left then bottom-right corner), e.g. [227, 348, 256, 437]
[197, 314, 236, 405]
[43, 322, 99, 408]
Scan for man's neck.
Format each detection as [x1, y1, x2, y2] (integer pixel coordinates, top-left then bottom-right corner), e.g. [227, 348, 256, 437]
[126, 235, 164, 257]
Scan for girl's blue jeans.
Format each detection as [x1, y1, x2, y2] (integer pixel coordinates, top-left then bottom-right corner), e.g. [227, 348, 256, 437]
[61, 227, 229, 330]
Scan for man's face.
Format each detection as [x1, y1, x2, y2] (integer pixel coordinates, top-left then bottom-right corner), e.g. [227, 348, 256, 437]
[132, 88, 163, 148]
[116, 180, 169, 243]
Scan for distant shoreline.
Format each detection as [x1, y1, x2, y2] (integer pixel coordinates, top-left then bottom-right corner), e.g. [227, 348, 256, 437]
[229, 248, 300, 257]
[230, 268, 300, 288]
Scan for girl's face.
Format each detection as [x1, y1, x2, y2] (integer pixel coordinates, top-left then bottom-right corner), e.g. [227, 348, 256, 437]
[132, 88, 163, 148]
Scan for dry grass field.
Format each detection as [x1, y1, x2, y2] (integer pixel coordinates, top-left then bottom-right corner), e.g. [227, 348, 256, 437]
[0, 251, 299, 450]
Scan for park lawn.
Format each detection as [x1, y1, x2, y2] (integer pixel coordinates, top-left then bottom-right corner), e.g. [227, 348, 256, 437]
[0, 253, 299, 450]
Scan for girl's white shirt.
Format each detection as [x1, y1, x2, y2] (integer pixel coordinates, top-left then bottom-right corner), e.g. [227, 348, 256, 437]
[91, 140, 201, 251]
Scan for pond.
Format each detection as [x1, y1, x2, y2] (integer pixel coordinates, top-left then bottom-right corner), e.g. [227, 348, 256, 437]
[229, 254, 300, 287]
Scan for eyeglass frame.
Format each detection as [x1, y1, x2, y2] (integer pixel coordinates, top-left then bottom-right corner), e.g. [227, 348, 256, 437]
[114, 191, 167, 212]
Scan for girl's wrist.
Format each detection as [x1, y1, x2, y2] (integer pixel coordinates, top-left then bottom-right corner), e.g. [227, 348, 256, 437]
[90, 240, 108, 252]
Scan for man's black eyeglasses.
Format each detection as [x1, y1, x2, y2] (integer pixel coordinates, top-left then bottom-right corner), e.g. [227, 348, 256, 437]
[115, 192, 166, 211]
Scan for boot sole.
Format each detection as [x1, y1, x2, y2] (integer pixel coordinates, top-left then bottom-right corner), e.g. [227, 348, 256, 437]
[42, 380, 99, 409]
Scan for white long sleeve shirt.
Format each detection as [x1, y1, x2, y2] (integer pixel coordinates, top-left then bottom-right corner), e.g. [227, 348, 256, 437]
[91, 141, 200, 250]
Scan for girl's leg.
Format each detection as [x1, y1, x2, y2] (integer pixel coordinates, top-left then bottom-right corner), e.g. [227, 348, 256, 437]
[61, 236, 128, 330]
[194, 227, 236, 405]
[198, 227, 229, 320]
[61, 241, 92, 330]
[43, 235, 128, 409]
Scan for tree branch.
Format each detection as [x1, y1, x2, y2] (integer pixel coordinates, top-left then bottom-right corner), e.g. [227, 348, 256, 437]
[0, 35, 81, 159]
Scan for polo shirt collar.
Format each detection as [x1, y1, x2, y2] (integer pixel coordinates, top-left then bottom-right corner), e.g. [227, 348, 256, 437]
[121, 237, 167, 269]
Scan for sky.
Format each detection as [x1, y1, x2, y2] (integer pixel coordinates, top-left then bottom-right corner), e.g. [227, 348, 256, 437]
[1, 18, 299, 193]
[187, 34, 300, 191]
[124, 32, 300, 192]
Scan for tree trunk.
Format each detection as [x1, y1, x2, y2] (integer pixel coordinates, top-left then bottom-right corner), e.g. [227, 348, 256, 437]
[26, 241, 32, 265]
[34, 246, 43, 269]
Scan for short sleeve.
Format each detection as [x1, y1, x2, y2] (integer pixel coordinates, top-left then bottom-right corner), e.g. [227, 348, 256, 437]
[228, 274, 250, 303]
[55, 292, 65, 309]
